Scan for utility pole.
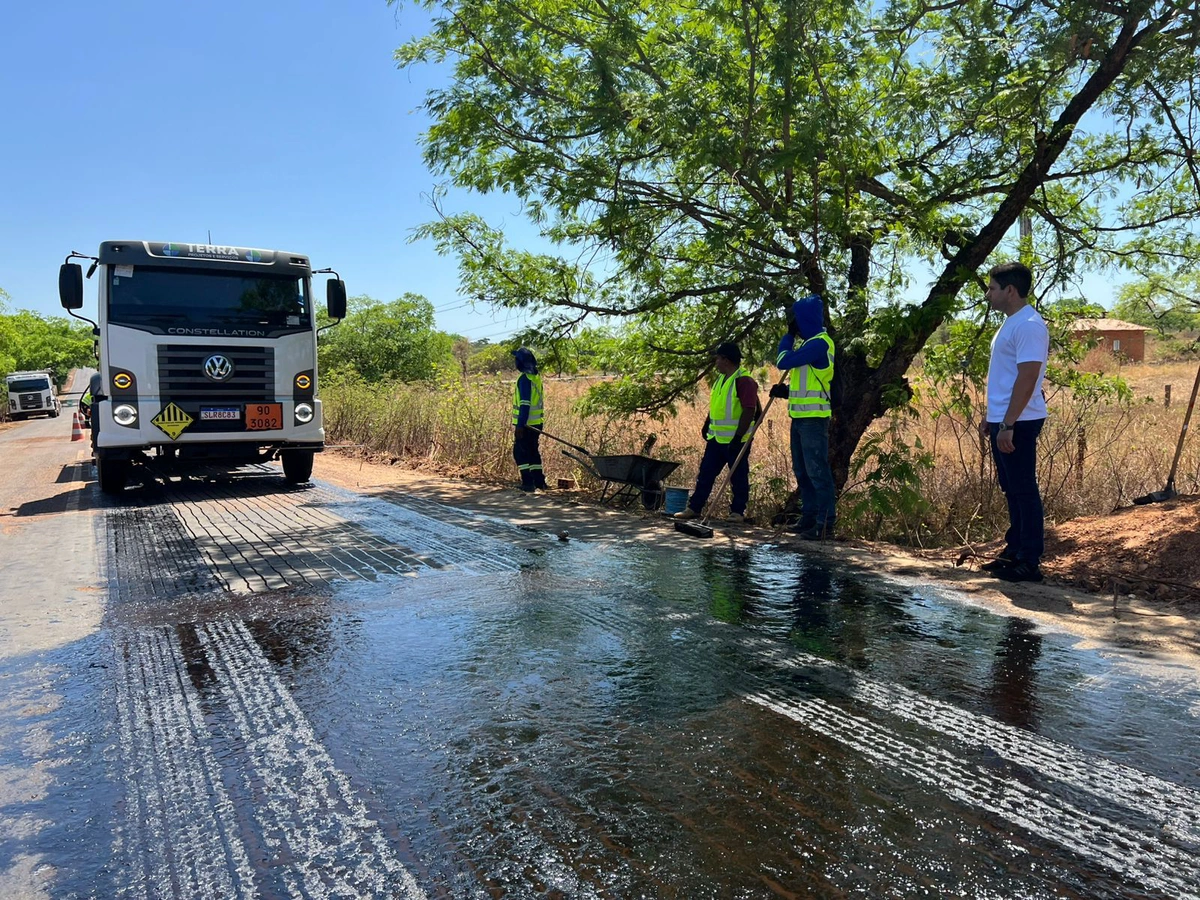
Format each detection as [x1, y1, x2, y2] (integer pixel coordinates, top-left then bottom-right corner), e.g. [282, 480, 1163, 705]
[1019, 214, 1033, 267]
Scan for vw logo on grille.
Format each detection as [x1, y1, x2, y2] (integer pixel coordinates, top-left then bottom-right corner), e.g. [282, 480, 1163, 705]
[203, 354, 235, 382]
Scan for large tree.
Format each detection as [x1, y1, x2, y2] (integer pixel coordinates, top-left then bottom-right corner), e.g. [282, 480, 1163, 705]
[0, 299, 95, 387]
[1112, 273, 1200, 334]
[394, 0, 1200, 485]
[318, 294, 453, 382]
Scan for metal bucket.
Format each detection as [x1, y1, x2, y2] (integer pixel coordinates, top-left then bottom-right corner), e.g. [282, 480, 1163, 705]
[663, 487, 690, 515]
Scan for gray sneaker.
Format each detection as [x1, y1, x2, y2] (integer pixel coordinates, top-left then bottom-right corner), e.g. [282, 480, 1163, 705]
[673, 508, 699, 520]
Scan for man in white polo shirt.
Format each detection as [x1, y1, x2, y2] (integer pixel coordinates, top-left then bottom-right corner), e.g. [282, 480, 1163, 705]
[977, 262, 1050, 583]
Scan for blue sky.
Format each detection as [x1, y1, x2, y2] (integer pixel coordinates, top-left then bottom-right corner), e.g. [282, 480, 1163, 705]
[0, 0, 538, 342]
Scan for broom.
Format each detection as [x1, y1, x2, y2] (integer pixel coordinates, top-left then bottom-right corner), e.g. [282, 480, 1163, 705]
[1134, 356, 1200, 504]
[674, 375, 788, 539]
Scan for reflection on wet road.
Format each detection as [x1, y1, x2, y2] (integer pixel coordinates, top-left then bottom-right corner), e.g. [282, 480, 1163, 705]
[9, 472, 1200, 898]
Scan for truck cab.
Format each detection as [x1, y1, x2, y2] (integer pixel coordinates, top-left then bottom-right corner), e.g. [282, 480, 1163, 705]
[6, 370, 61, 420]
[59, 241, 345, 495]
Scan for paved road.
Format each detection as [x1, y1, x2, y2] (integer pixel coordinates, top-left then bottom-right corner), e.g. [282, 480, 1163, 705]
[1, 412, 1199, 899]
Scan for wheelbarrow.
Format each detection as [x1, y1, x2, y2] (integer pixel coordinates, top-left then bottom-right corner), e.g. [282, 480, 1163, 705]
[532, 428, 681, 508]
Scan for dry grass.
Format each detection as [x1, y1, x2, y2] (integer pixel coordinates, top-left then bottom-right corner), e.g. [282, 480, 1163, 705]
[323, 355, 1200, 547]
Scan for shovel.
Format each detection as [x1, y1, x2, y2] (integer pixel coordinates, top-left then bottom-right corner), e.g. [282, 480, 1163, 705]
[1133, 357, 1200, 505]
[675, 376, 787, 539]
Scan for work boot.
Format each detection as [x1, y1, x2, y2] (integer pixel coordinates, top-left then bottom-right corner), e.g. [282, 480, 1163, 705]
[996, 561, 1043, 583]
[787, 517, 816, 534]
[979, 554, 1018, 573]
[797, 522, 835, 541]
[726, 512, 745, 524]
[673, 507, 699, 520]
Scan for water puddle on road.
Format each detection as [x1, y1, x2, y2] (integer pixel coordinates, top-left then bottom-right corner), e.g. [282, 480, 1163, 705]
[245, 540, 1200, 899]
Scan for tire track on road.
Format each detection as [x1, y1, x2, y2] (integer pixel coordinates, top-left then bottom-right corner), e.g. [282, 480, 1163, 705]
[737, 633, 1200, 851]
[747, 689, 1199, 900]
[112, 628, 257, 900]
[197, 618, 428, 900]
[317, 483, 523, 575]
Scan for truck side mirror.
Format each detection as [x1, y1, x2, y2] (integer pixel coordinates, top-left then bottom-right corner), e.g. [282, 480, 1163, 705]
[326, 279, 347, 320]
[59, 263, 84, 310]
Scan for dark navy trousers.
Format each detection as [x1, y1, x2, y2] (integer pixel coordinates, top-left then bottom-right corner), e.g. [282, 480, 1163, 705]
[688, 438, 750, 515]
[989, 419, 1045, 566]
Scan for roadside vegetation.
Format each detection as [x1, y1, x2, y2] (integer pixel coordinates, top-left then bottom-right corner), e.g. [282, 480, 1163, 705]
[343, 0, 1200, 551]
[0, 287, 97, 420]
[319, 301, 1200, 549]
[389, 0, 1200, 499]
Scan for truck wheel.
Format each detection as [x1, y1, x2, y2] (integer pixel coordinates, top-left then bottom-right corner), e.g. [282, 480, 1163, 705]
[49, 408, 60, 418]
[281, 450, 314, 484]
[96, 457, 129, 495]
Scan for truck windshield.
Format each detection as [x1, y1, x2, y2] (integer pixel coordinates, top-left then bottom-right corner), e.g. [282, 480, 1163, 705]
[8, 378, 51, 392]
[108, 266, 309, 329]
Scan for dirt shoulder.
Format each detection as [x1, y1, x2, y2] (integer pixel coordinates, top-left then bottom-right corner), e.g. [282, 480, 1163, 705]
[313, 448, 1200, 662]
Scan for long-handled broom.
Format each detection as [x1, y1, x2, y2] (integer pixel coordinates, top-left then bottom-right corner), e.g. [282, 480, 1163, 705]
[527, 426, 592, 456]
[1134, 356, 1200, 504]
[674, 376, 788, 539]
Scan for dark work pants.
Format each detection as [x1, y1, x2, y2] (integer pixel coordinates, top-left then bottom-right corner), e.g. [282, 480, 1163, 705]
[790, 417, 836, 528]
[989, 419, 1045, 566]
[513, 428, 546, 489]
[688, 438, 750, 515]
[88, 401, 99, 455]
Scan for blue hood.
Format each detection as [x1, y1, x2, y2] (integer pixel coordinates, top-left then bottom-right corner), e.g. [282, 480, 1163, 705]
[512, 347, 539, 374]
[791, 294, 825, 340]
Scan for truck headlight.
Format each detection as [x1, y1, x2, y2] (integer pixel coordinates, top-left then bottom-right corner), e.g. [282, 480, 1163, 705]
[113, 404, 138, 426]
[294, 402, 314, 424]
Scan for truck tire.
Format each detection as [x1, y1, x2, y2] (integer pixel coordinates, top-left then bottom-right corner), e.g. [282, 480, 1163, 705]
[96, 457, 129, 495]
[281, 449, 314, 484]
[49, 408, 60, 418]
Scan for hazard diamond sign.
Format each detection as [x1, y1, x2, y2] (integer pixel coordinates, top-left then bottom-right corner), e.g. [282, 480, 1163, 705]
[151, 402, 193, 440]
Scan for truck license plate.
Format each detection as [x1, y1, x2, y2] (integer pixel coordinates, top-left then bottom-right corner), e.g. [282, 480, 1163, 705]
[200, 407, 241, 421]
[245, 403, 283, 431]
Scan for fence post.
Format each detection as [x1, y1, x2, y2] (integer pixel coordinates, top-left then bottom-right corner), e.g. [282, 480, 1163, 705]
[1165, 384, 1172, 408]
[1076, 426, 1086, 492]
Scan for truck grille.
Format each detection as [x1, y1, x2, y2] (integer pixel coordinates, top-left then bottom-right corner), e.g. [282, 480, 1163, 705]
[157, 345, 275, 403]
[19, 393, 45, 410]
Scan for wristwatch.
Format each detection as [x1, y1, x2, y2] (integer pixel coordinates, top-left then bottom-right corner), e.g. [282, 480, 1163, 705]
[997, 422, 1013, 432]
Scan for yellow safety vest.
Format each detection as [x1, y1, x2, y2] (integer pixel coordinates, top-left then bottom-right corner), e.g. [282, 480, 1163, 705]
[782, 333, 834, 419]
[706, 367, 750, 444]
[512, 373, 544, 426]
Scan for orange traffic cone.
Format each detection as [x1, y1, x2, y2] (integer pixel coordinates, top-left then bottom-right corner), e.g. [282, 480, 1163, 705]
[70, 412, 84, 442]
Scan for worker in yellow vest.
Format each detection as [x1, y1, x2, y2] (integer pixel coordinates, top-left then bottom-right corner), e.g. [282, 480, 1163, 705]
[771, 294, 836, 539]
[673, 342, 761, 523]
[511, 347, 548, 493]
[80, 371, 103, 427]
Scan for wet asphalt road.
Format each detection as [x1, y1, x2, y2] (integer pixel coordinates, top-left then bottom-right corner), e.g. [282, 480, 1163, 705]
[2, 414, 1199, 899]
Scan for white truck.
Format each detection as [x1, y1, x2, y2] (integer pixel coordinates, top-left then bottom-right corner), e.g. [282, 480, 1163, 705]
[6, 370, 61, 420]
[59, 241, 346, 495]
